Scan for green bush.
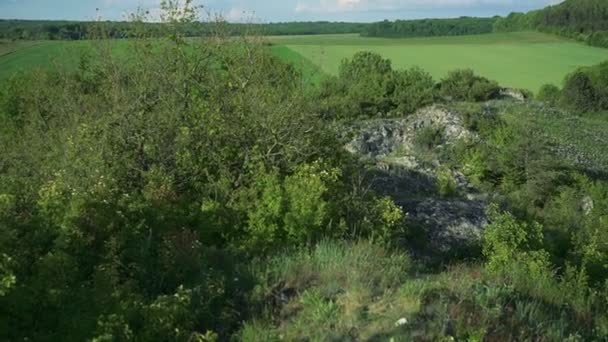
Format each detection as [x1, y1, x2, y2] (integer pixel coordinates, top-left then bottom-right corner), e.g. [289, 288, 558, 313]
[389, 66, 435, 114]
[537, 83, 561, 105]
[415, 125, 445, 151]
[436, 167, 458, 197]
[440, 69, 500, 102]
[561, 70, 598, 112]
[317, 52, 437, 119]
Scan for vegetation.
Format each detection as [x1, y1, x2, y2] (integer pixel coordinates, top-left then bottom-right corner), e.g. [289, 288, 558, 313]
[271, 32, 607, 93]
[533, 61, 608, 113]
[439, 69, 500, 101]
[0, 5, 401, 340]
[363, 17, 497, 38]
[0, 19, 366, 40]
[2, 0, 608, 341]
[494, 0, 608, 48]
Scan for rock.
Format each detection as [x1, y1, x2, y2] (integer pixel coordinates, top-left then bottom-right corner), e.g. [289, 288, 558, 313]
[582, 196, 594, 216]
[345, 105, 477, 159]
[500, 88, 527, 102]
[345, 105, 488, 261]
[395, 317, 408, 327]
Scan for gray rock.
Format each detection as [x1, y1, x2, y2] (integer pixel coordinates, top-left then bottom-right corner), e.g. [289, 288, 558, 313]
[345, 105, 489, 258]
[499, 88, 527, 102]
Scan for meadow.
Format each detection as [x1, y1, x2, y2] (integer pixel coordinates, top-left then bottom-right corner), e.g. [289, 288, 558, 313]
[1, 31, 607, 92]
[270, 31, 608, 92]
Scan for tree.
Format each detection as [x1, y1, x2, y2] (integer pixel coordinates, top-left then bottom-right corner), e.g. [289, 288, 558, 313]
[561, 70, 597, 112]
[537, 84, 561, 105]
[390, 67, 435, 114]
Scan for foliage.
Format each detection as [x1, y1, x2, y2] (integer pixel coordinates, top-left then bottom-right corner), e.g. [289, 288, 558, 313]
[390, 67, 436, 114]
[415, 125, 445, 151]
[363, 17, 497, 38]
[242, 240, 412, 341]
[483, 206, 545, 273]
[439, 69, 500, 102]
[0, 19, 367, 41]
[537, 83, 561, 104]
[494, 0, 608, 48]
[436, 167, 458, 198]
[561, 70, 598, 112]
[0, 4, 398, 340]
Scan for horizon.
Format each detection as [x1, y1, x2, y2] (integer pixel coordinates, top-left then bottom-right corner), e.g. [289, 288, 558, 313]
[0, 0, 563, 23]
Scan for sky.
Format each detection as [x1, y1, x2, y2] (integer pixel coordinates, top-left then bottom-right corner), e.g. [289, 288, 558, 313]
[0, 0, 563, 22]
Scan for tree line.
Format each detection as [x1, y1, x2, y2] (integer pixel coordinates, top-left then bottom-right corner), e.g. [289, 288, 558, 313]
[362, 17, 497, 38]
[0, 19, 366, 40]
[494, 0, 608, 48]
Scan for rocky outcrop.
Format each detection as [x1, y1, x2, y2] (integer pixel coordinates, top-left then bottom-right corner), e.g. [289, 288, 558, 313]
[346, 105, 477, 159]
[346, 105, 489, 259]
[499, 88, 527, 102]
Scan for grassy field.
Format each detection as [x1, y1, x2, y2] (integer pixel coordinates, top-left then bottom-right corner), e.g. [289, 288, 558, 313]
[269, 32, 608, 93]
[1, 32, 606, 93]
[0, 40, 130, 81]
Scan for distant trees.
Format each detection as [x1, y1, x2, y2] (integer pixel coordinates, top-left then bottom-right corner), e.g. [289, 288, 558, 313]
[0, 19, 365, 40]
[494, 0, 608, 48]
[363, 17, 497, 38]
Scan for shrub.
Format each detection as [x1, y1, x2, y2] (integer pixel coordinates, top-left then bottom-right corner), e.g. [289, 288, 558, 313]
[561, 70, 598, 112]
[537, 84, 561, 105]
[483, 205, 545, 273]
[415, 125, 445, 151]
[389, 66, 435, 115]
[437, 167, 458, 197]
[440, 69, 500, 102]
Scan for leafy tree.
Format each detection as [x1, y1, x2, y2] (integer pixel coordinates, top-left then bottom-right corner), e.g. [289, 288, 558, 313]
[537, 84, 561, 105]
[389, 67, 435, 114]
[561, 70, 597, 112]
[440, 69, 500, 102]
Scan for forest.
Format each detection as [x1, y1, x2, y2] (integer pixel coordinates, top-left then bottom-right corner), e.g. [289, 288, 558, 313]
[0, 19, 365, 40]
[494, 0, 608, 47]
[1, 0, 608, 341]
[362, 17, 497, 38]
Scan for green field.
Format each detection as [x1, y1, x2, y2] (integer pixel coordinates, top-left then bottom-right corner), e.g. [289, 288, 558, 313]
[1, 32, 607, 93]
[270, 32, 608, 92]
[0, 40, 130, 81]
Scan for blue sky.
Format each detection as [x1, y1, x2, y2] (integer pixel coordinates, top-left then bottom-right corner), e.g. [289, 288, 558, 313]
[0, 0, 563, 22]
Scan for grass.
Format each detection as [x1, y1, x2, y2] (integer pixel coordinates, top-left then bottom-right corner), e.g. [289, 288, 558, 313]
[0, 39, 130, 81]
[2, 32, 606, 92]
[240, 238, 607, 341]
[243, 240, 418, 341]
[269, 31, 608, 93]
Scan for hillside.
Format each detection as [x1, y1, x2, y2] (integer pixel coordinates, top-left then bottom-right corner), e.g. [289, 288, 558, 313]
[2, 1, 608, 341]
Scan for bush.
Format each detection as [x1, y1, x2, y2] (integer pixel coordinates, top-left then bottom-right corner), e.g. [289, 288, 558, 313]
[389, 66, 435, 115]
[561, 70, 598, 112]
[436, 167, 458, 197]
[440, 69, 500, 102]
[537, 84, 561, 105]
[317, 52, 437, 119]
[415, 125, 445, 151]
[483, 205, 545, 273]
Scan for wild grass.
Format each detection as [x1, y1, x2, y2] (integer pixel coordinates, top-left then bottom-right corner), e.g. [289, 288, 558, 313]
[239, 239, 608, 340]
